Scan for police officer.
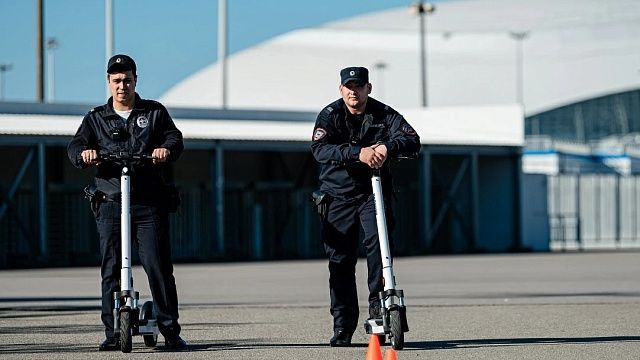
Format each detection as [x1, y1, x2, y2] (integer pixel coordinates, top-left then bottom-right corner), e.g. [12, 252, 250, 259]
[67, 54, 186, 351]
[311, 66, 421, 347]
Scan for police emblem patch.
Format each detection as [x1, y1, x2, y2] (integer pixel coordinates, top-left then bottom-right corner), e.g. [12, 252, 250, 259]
[401, 124, 416, 135]
[313, 128, 327, 141]
[136, 115, 149, 128]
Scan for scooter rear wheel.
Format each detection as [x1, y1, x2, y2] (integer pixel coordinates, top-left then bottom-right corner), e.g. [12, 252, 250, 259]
[389, 309, 404, 350]
[140, 301, 158, 347]
[120, 311, 133, 353]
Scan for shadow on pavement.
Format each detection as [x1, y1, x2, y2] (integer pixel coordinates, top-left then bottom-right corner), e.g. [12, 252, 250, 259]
[5, 336, 639, 355]
[0, 297, 101, 303]
[405, 336, 640, 350]
[0, 339, 332, 355]
[0, 343, 97, 354]
[0, 296, 101, 314]
[155, 339, 335, 352]
[0, 323, 102, 335]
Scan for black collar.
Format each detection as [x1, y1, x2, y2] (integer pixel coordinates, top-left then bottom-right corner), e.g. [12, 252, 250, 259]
[104, 93, 146, 117]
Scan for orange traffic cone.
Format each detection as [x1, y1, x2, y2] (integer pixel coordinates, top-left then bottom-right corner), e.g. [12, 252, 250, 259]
[383, 348, 398, 360]
[365, 335, 383, 360]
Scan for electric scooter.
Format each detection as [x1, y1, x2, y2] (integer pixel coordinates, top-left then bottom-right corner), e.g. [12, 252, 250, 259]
[100, 151, 159, 353]
[363, 166, 409, 350]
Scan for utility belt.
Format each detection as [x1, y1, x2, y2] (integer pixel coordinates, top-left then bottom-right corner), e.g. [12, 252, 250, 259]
[83, 184, 180, 213]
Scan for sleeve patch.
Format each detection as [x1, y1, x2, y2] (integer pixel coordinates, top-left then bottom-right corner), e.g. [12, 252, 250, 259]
[402, 124, 417, 135]
[313, 128, 327, 141]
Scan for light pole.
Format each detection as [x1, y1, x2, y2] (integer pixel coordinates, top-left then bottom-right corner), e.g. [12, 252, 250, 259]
[509, 31, 529, 106]
[410, 1, 435, 108]
[46, 38, 59, 103]
[105, 0, 114, 99]
[218, 0, 228, 109]
[373, 61, 387, 100]
[36, 0, 44, 102]
[0, 64, 13, 101]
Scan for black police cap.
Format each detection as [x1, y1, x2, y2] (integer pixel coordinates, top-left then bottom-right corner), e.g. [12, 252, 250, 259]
[340, 66, 369, 85]
[107, 54, 137, 76]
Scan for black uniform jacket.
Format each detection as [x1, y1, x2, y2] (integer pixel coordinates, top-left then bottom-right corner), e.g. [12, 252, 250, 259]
[311, 97, 421, 200]
[67, 93, 183, 201]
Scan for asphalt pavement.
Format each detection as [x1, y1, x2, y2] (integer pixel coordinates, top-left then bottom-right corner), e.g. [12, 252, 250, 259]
[1, 252, 640, 359]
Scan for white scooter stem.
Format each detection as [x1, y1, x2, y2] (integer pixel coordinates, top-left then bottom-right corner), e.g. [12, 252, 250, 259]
[121, 167, 133, 305]
[371, 172, 396, 291]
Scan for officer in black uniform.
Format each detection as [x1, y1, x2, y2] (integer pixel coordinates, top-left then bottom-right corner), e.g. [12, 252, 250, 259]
[311, 66, 421, 347]
[67, 54, 186, 351]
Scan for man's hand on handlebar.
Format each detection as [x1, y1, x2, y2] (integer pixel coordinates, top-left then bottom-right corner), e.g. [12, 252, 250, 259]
[359, 144, 387, 169]
[374, 144, 388, 163]
[81, 149, 101, 166]
[152, 148, 170, 164]
[83, 149, 168, 165]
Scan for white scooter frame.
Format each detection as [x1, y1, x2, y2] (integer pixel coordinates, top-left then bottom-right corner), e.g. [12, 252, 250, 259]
[102, 152, 159, 353]
[363, 168, 409, 350]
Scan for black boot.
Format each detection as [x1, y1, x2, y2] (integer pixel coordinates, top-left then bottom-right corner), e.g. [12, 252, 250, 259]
[164, 335, 187, 349]
[329, 328, 353, 347]
[98, 337, 119, 351]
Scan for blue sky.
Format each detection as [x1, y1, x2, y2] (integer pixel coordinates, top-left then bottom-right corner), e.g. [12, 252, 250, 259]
[0, 0, 419, 105]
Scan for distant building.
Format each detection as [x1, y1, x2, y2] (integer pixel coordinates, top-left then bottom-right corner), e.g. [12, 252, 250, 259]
[0, 102, 524, 268]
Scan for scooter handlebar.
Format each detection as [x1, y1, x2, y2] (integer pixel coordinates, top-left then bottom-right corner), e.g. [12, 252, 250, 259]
[98, 151, 155, 164]
[395, 153, 419, 161]
[329, 152, 419, 167]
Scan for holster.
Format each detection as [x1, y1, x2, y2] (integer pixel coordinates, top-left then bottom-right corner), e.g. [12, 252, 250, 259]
[310, 190, 330, 221]
[83, 185, 107, 213]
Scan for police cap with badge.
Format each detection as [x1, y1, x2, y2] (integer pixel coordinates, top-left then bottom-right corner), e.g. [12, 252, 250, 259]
[107, 54, 137, 77]
[340, 66, 369, 86]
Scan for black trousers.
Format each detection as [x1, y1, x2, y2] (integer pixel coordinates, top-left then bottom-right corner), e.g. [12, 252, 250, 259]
[321, 194, 394, 332]
[95, 201, 181, 339]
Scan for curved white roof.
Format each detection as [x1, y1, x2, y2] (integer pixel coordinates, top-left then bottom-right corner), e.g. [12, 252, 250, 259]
[161, 0, 640, 116]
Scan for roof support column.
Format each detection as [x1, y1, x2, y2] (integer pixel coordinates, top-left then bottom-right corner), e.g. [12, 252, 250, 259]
[512, 152, 523, 251]
[471, 151, 479, 250]
[37, 142, 48, 260]
[212, 143, 225, 255]
[419, 149, 431, 250]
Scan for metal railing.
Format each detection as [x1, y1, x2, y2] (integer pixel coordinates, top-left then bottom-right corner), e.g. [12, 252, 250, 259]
[548, 174, 640, 249]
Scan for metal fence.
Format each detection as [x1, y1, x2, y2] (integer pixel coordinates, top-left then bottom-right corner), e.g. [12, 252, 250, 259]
[548, 174, 640, 250]
[0, 181, 422, 268]
[0, 185, 322, 268]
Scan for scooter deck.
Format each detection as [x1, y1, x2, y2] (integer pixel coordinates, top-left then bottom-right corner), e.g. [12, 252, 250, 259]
[137, 319, 159, 335]
[364, 318, 385, 335]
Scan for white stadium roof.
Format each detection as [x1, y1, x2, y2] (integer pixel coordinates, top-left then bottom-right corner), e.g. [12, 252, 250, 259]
[160, 0, 640, 116]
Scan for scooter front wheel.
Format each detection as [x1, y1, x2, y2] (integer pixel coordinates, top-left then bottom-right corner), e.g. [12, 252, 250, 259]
[120, 311, 133, 353]
[389, 309, 404, 350]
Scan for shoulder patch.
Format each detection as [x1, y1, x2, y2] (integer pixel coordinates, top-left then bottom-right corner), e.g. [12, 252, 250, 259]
[313, 127, 327, 141]
[324, 106, 334, 114]
[401, 123, 417, 136]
